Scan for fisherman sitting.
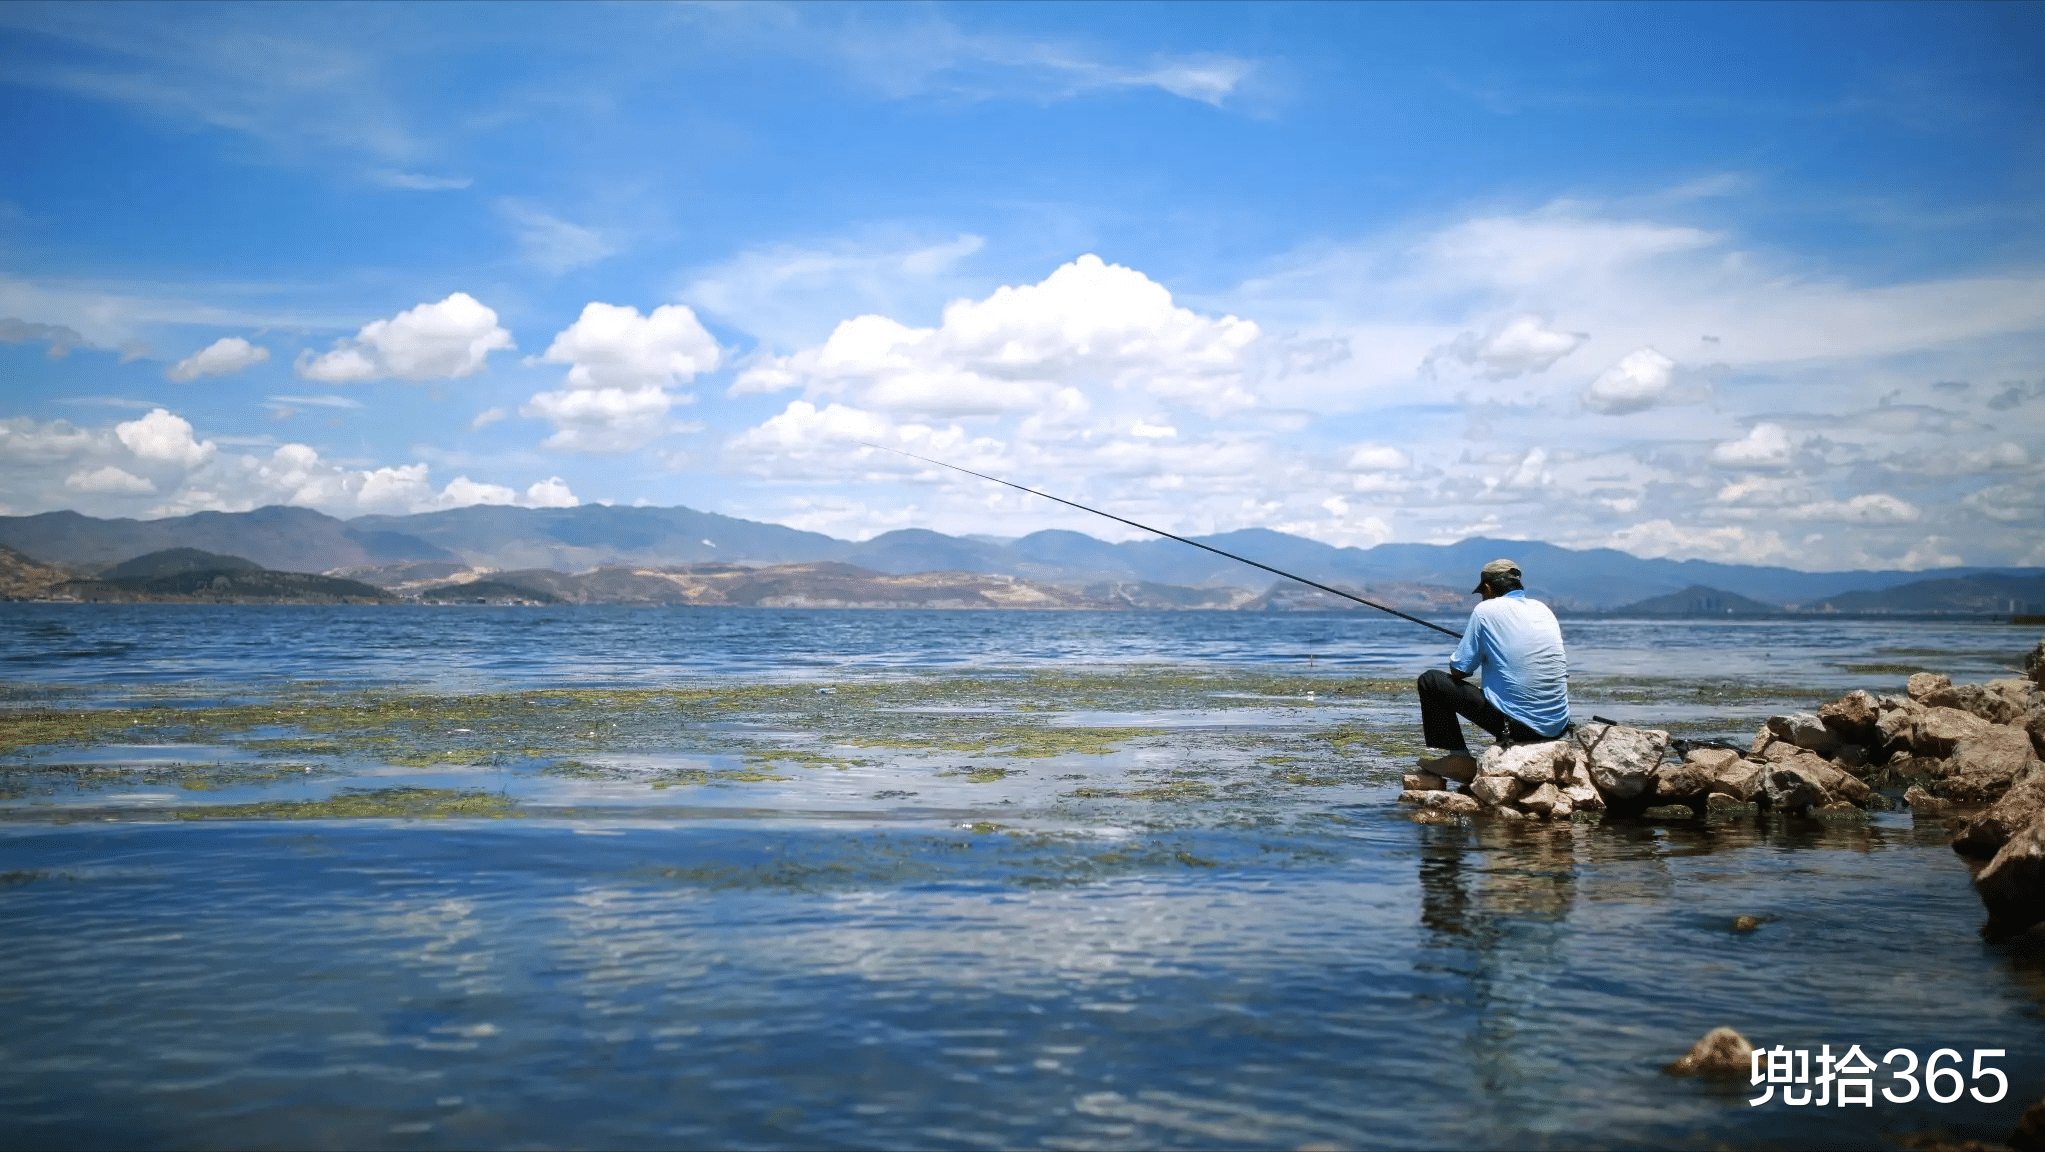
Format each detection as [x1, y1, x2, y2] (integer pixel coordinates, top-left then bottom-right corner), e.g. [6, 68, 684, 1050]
[1414, 558, 1571, 781]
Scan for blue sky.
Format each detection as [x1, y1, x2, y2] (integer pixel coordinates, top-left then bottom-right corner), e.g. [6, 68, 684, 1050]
[2, 1, 2041, 569]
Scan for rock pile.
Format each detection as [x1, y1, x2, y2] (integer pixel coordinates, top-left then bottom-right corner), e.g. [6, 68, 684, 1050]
[1395, 652, 2045, 939]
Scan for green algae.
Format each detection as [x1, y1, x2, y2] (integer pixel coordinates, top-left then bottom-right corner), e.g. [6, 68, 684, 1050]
[173, 786, 517, 821]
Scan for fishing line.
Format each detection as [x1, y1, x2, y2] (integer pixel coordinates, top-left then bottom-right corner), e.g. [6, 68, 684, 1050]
[854, 442, 1463, 639]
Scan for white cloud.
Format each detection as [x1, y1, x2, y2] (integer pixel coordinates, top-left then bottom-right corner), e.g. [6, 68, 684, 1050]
[1582, 347, 1677, 414]
[1424, 314, 1585, 380]
[522, 302, 722, 453]
[1710, 422, 1797, 469]
[1780, 493, 1920, 524]
[0, 317, 86, 358]
[167, 336, 270, 383]
[371, 170, 472, 191]
[297, 293, 514, 383]
[524, 477, 579, 508]
[683, 232, 985, 350]
[471, 407, 508, 430]
[115, 408, 215, 468]
[1346, 444, 1411, 471]
[64, 465, 154, 495]
[734, 254, 1261, 418]
[1603, 520, 1792, 565]
[501, 201, 615, 274]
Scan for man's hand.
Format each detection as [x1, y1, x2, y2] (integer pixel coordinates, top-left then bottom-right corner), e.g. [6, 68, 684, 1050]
[1448, 667, 1470, 684]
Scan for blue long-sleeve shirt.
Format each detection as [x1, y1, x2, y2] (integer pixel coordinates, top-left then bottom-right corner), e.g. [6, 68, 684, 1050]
[1449, 590, 1571, 737]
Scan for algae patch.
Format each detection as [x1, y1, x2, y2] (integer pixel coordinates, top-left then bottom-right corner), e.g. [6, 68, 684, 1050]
[174, 786, 518, 821]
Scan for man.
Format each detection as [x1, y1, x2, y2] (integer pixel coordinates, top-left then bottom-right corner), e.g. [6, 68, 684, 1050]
[1414, 558, 1570, 781]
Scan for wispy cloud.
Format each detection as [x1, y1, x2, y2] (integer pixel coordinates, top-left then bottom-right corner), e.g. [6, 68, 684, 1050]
[500, 200, 616, 274]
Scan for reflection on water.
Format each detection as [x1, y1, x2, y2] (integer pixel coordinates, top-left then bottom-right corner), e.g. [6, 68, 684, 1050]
[0, 606, 2040, 1149]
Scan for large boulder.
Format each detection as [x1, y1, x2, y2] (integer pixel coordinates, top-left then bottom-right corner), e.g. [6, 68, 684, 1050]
[1476, 739, 1574, 784]
[1910, 706, 1998, 759]
[1975, 814, 2045, 941]
[1908, 672, 1953, 702]
[2027, 636, 2045, 688]
[1653, 758, 1717, 800]
[1818, 689, 1880, 745]
[1470, 775, 1523, 808]
[1780, 752, 1869, 806]
[1937, 728, 2037, 801]
[1554, 753, 1605, 810]
[1875, 696, 1925, 753]
[1577, 723, 1669, 801]
[1518, 782, 1573, 820]
[1952, 763, 2045, 858]
[1763, 764, 1829, 813]
[1767, 712, 1843, 755]
[1712, 758, 1766, 803]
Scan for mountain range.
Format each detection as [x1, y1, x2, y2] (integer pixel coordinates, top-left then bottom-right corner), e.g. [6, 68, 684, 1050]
[2, 503, 2040, 613]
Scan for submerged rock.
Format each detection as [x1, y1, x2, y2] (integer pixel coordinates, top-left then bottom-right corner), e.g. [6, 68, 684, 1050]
[1813, 800, 1867, 822]
[1706, 792, 1757, 816]
[1903, 785, 1950, 813]
[1975, 815, 2045, 941]
[1731, 915, 1762, 932]
[1665, 1026, 1754, 1077]
[1642, 804, 1695, 820]
[1402, 772, 1447, 792]
[1952, 764, 2045, 860]
[1400, 789, 1481, 815]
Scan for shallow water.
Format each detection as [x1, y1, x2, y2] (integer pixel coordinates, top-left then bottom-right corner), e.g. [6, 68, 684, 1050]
[1, 605, 2039, 1150]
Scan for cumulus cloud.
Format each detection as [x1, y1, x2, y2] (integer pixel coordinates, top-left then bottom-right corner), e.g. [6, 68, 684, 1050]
[116, 408, 215, 468]
[1710, 422, 1797, 469]
[1347, 443, 1411, 471]
[167, 335, 269, 382]
[1582, 347, 1678, 414]
[1424, 314, 1586, 380]
[297, 293, 514, 383]
[64, 465, 154, 495]
[1780, 493, 1920, 523]
[522, 302, 721, 452]
[734, 254, 1261, 418]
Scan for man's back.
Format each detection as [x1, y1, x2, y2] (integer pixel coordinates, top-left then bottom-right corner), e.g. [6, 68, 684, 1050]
[1452, 591, 1569, 738]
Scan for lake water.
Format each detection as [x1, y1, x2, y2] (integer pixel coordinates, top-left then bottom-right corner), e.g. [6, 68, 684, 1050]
[1, 605, 2039, 1150]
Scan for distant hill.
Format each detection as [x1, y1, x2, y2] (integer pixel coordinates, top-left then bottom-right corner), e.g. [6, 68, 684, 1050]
[1609, 585, 1785, 616]
[1800, 573, 2045, 615]
[103, 548, 263, 581]
[6, 503, 2042, 611]
[413, 561, 1128, 609]
[0, 544, 70, 600]
[0, 507, 451, 571]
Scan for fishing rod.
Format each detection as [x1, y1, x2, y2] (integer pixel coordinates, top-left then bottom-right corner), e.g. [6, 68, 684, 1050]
[856, 442, 1463, 639]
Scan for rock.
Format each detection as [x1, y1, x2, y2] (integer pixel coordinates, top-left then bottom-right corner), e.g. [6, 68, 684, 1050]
[1476, 739, 1575, 784]
[1819, 689, 1880, 744]
[1706, 792, 1757, 815]
[1664, 1026, 1754, 1077]
[1653, 759, 1716, 800]
[2028, 637, 2045, 688]
[1763, 765, 1829, 813]
[1712, 759, 1766, 802]
[1793, 755, 1871, 805]
[1405, 790, 1481, 814]
[2012, 1094, 2045, 1152]
[1491, 805, 1527, 821]
[1554, 753, 1605, 810]
[1518, 782, 1569, 818]
[1903, 785, 1950, 813]
[1402, 772, 1447, 792]
[1908, 671, 1952, 703]
[1761, 739, 1804, 764]
[1410, 808, 1459, 825]
[1642, 804, 1695, 820]
[1748, 727, 1772, 756]
[1577, 723, 1670, 801]
[1813, 799, 1867, 821]
[1885, 753, 1937, 780]
[1732, 915, 1761, 932]
[1952, 763, 2045, 859]
[1470, 775, 1523, 807]
[1937, 728, 2037, 801]
[1875, 697, 1925, 752]
[1830, 744, 1870, 774]
[1768, 712, 1842, 755]
[1974, 679, 2037, 726]
[1685, 747, 1742, 774]
[1910, 706, 1997, 758]
[1975, 814, 2045, 941]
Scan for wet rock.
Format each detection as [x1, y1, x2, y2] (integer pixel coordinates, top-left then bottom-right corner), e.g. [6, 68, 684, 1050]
[1476, 739, 1575, 784]
[1518, 782, 1572, 819]
[1732, 915, 1762, 932]
[1578, 722, 1670, 801]
[1491, 804, 1528, 821]
[1903, 785, 1950, 813]
[1712, 759, 1766, 802]
[1402, 790, 1481, 814]
[1470, 775, 1523, 807]
[1908, 671, 1953, 703]
[1885, 753, 1938, 781]
[1952, 763, 2045, 859]
[2028, 637, 2045, 688]
[1798, 756, 1871, 805]
[1764, 765, 1829, 813]
[1653, 759, 1716, 800]
[1768, 712, 1843, 755]
[1876, 697, 1926, 754]
[1937, 728, 2037, 801]
[1410, 808, 1459, 825]
[1975, 814, 2045, 941]
[1819, 689, 1881, 745]
[1642, 804, 1695, 820]
[1554, 754, 1605, 810]
[1910, 707, 1997, 759]
[1706, 792, 1757, 815]
[1813, 799, 1867, 821]
[1831, 744, 1870, 774]
[1664, 1026, 1754, 1077]
[1402, 772, 1447, 792]
[2011, 1094, 2045, 1152]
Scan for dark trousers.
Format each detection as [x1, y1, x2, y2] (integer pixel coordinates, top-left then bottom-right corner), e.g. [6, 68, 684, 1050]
[1416, 668, 1544, 752]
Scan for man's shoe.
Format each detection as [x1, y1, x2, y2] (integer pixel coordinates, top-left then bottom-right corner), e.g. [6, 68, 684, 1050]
[1417, 752, 1478, 782]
